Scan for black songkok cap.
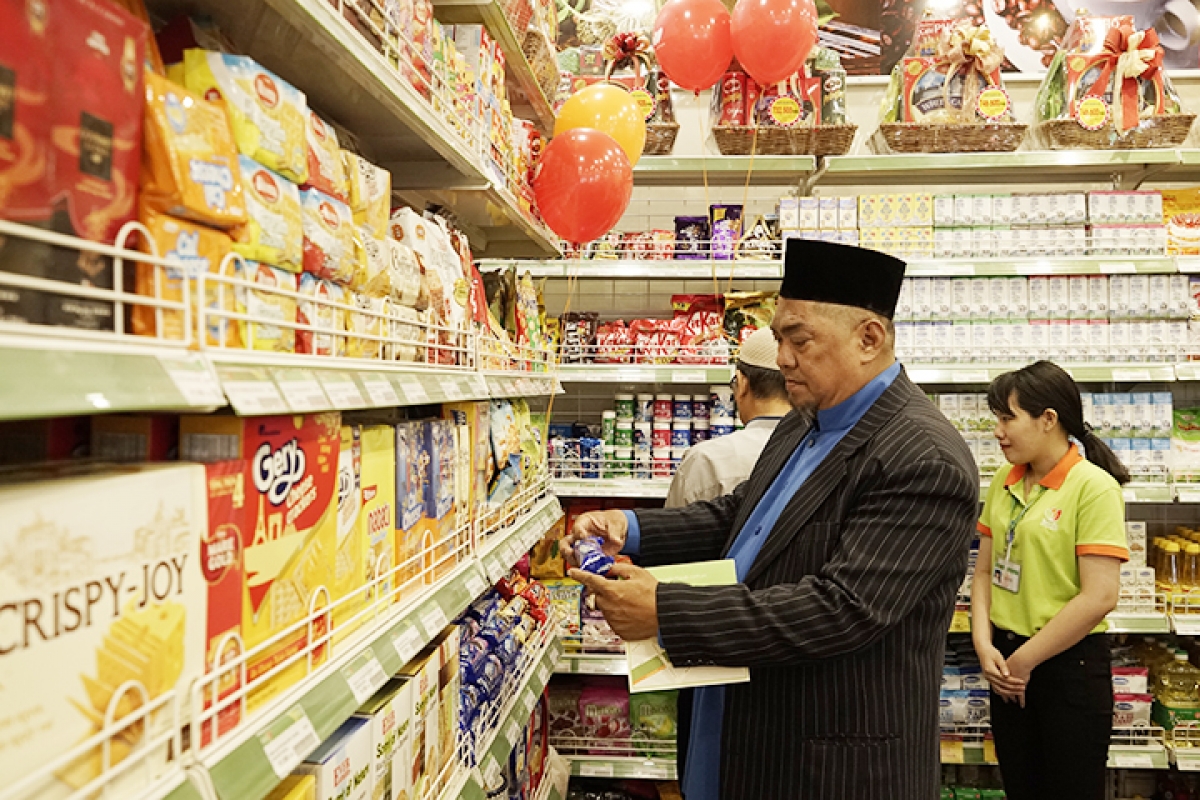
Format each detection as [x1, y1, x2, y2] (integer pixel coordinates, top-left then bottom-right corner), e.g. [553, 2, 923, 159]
[781, 239, 907, 319]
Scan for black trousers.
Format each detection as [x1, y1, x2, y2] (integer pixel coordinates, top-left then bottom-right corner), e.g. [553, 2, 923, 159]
[989, 628, 1113, 800]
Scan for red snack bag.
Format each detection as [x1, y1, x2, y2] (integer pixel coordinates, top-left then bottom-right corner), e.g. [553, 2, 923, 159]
[673, 294, 728, 364]
[595, 319, 632, 363]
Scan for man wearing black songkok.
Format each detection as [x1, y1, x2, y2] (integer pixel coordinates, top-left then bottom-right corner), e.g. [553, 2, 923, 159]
[565, 240, 979, 800]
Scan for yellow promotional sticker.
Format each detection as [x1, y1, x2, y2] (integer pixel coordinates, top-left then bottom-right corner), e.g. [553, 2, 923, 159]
[976, 87, 1010, 121]
[630, 88, 656, 122]
[769, 96, 801, 128]
[1077, 96, 1110, 131]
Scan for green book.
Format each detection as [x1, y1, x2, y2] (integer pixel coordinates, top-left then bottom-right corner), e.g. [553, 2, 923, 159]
[626, 559, 751, 694]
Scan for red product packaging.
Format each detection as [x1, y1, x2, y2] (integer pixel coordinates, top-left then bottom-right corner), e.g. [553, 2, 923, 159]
[672, 294, 726, 364]
[755, 76, 821, 127]
[0, 0, 53, 224]
[630, 318, 680, 364]
[594, 319, 632, 363]
[744, 75, 761, 123]
[718, 71, 747, 126]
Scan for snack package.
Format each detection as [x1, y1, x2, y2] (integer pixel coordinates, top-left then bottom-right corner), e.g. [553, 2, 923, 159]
[347, 291, 387, 360]
[301, 187, 356, 284]
[488, 399, 522, 507]
[304, 112, 349, 202]
[183, 50, 308, 183]
[724, 291, 778, 346]
[388, 303, 426, 363]
[559, 311, 598, 363]
[530, 518, 567, 579]
[548, 680, 584, 736]
[629, 691, 678, 758]
[133, 205, 233, 340]
[297, 272, 346, 356]
[231, 156, 303, 271]
[0, 0, 53, 229]
[344, 151, 392, 238]
[141, 71, 246, 229]
[710, 204, 744, 261]
[214, 259, 298, 352]
[1164, 189, 1200, 256]
[358, 236, 424, 309]
[673, 294, 730, 364]
[579, 678, 632, 756]
[674, 216, 710, 260]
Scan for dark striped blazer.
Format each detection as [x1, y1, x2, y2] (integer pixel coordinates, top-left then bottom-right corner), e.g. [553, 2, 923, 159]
[635, 371, 978, 800]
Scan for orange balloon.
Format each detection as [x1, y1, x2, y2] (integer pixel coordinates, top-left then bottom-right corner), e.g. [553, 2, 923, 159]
[555, 84, 647, 166]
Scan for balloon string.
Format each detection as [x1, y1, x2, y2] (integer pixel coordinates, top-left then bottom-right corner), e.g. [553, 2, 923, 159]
[544, 264, 580, 428]
[729, 122, 759, 297]
[703, 96, 717, 298]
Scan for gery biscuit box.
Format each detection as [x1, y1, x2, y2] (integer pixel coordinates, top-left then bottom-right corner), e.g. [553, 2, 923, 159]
[296, 716, 372, 800]
[395, 421, 431, 594]
[354, 678, 412, 800]
[0, 463, 206, 798]
[180, 412, 341, 710]
[359, 425, 397, 602]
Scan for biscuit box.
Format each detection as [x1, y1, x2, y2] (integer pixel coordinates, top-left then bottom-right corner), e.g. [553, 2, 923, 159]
[425, 418, 458, 580]
[180, 412, 341, 710]
[359, 425, 397, 602]
[265, 775, 316, 800]
[443, 402, 491, 534]
[333, 425, 370, 641]
[296, 716, 372, 800]
[433, 626, 461, 782]
[353, 678, 412, 800]
[395, 421, 432, 596]
[0, 463, 207, 798]
[396, 647, 441, 799]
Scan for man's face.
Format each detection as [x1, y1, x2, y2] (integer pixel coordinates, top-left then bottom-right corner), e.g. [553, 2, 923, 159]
[771, 298, 865, 412]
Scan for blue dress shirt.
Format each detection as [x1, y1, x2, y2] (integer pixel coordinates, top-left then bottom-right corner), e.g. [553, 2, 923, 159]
[622, 361, 901, 800]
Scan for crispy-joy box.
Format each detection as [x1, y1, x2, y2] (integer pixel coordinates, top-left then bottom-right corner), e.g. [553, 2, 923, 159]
[180, 412, 341, 710]
[0, 463, 206, 798]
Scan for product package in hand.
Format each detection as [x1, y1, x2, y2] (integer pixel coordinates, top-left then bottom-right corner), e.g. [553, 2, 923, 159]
[575, 536, 614, 576]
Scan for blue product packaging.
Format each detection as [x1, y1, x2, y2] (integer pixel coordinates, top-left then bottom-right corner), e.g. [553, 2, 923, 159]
[576, 536, 614, 576]
[580, 437, 603, 478]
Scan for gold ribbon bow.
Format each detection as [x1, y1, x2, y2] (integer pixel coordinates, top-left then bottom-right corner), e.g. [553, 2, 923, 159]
[603, 32, 652, 80]
[936, 22, 1005, 123]
[1085, 23, 1163, 132]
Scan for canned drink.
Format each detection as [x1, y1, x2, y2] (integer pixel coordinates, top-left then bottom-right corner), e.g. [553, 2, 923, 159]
[652, 421, 672, 449]
[672, 421, 692, 447]
[654, 394, 674, 420]
[673, 395, 692, 420]
[601, 410, 616, 445]
[615, 394, 635, 420]
[711, 424, 734, 438]
[711, 385, 735, 419]
[635, 394, 655, 422]
[692, 395, 710, 420]
[615, 420, 633, 447]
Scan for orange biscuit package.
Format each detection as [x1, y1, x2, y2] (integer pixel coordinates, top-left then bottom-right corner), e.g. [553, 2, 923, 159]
[141, 71, 247, 229]
[304, 112, 350, 203]
[133, 205, 232, 340]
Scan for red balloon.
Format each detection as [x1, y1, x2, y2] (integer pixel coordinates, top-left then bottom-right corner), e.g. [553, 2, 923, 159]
[533, 129, 633, 246]
[653, 0, 733, 93]
[732, 0, 818, 87]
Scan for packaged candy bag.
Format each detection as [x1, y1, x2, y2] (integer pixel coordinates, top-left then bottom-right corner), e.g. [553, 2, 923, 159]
[579, 678, 632, 756]
[300, 187, 356, 284]
[133, 205, 232, 340]
[141, 71, 246, 229]
[304, 112, 349, 202]
[232, 156, 303, 271]
[183, 50, 308, 183]
[629, 691, 678, 758]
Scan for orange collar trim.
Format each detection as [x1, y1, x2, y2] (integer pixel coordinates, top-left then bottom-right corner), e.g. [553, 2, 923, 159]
[1004, 444, 1083, 491]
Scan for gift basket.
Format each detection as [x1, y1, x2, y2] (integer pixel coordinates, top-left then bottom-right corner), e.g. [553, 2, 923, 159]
[1033, 12, 1193, 150]
[600, 33, 678, 156]
[711, 47, 856, 157]
[876, 15, 1026, 153]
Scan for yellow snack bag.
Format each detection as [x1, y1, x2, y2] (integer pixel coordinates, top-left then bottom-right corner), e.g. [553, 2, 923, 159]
[298, 272, 347, 357]
[305, 112, 349, 203]
[239, 260, 298, 352]
[141, 71, 247, 229]
[183, 50, 308, 184]
[232, 155, 303, 271]
[342, 151, 391, 238]
[348, 291, 387, 359]
[133, 206, 232, 340]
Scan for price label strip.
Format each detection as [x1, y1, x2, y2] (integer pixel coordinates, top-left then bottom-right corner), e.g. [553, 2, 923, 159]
[158, 354, 226, 406]
[440, 377, 464, 400]
[402, 378, 431, 404]
[393, 624, 424, 665]
[272, 368, 330, 412]
[420, 604, 449, 636]
[260, 706, 321, 779]
[465, 572, 488, 599]
[579, 763, 615, 778]
[343, 653, 389, 705]
[1112, 752, 1155, 769]
[506, 720, 523, 748]
[318, 372, 367, 408]
[218, 367, 289, 415]
[537, 663, 552, 687]
[671, 370, 705, 384]
[360, 373, 400, 407]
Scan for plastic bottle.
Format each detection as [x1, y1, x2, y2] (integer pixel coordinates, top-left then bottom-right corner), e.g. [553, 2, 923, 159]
[1156, 651, 1200, 729]
[1187, 545, 1200, 591]
[1162, 542, 1183, 589]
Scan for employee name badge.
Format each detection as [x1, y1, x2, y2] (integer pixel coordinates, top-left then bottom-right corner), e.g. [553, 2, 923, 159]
[992, 558, 1022, 593]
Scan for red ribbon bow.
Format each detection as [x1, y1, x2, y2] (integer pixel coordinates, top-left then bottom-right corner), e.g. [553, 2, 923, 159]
[1084, 23, 1163, 132]
[603, 32, 652, 79]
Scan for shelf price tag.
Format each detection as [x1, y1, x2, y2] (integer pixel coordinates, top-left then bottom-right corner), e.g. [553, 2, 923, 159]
[420, 603, 449, 636]
[1179, 488, 1200, 504]
[402, 378, 430, 404]
[440, 377, 464, 400]
[575, 659, 613, 675]
[1112, 752, 1155, 769]
[219, 367, 289, 415]
[483, 754, 503, 787]
[392, 624, 424, 665]
[343, 653, 389, 705]
[956, 370, 990, 384]
[580, 763, 615, 778]
[465, 572, 488, 598]
[260, 706, 321, 779]
[318, 372, 366, 408]
[640, 765, 671, 780]
[159, 354, 226, 406]
[506, 720, 523, 748]
[360, 373, 400, 407]
[273, 368, 330, 412]
[1113, 369, 1152, 382]
[537, 663, 552, 686]
[671, 370, 705, 384]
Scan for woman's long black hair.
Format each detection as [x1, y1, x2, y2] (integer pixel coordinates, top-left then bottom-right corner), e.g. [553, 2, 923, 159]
[986, 360, 1131, 485]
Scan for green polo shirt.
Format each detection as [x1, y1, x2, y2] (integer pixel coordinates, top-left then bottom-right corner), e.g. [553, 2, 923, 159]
[978, 444, 1128, 638]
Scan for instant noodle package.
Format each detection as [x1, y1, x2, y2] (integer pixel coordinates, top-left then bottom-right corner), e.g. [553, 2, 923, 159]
[183, 50, 309, 184]
[301, 187, 356, 285]
[140, 71, 247, 229]
[232, 156, 304, 271]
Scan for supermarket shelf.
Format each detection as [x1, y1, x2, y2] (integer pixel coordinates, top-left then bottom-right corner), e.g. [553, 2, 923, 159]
[1166, 149, 1200, 182]
[555, 652, 627, 675]
[0, 333, 225, 420]
[178, 0, 558, 258]
[634, 156, 816, 186]
[463, 635, 565, 795]
[948, 607, 1173, 635]
[817, 150, 1179, 187]
[1174, 364, 1200, 381]
[904, 255, 1178, 278]
[1108, 727, 1171, 770]
[431, 0, 555, 133]
[483, 372, 563, 399]
[555, 364, 734, 384]
[478, 494, 564, 583]
[552, 478, 672, 498]
[567, 758, 677, 780]
[479, 259, 784, 279]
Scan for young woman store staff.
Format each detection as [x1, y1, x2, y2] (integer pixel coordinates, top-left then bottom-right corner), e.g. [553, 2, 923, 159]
[971, 361, 1129, 800]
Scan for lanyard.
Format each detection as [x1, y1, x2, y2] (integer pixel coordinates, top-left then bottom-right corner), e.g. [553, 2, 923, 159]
[1004, 485, 1044, 562]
